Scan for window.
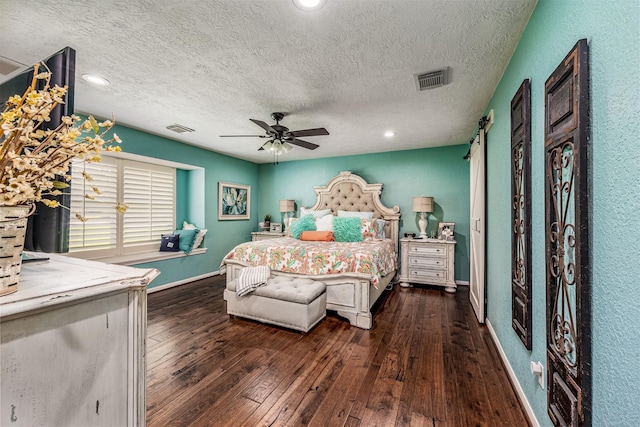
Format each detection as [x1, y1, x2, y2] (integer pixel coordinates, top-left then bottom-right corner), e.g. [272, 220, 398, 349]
[69, 156, 176, 258]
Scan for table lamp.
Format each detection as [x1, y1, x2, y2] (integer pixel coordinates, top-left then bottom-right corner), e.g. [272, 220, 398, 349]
[279, 199, 295, 232]
[413, 196, 434, 239]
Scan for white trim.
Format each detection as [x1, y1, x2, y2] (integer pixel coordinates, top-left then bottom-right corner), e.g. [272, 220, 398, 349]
[147, 270, 219, 293]
[455, 280, 470, 287]
[484, 109, 494, 134]
[102, 149, 204, 171]
[65, 247, 207, 266]
[486, 319, 540, 427]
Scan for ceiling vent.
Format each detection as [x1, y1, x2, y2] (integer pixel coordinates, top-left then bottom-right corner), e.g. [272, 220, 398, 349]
[414, 67, 449, 91]
[166, 124, 195, 134]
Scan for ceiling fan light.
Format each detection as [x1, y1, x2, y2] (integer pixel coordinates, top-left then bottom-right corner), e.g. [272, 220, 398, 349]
[282, 142, 293, 153]
[262, 141, 273, 151]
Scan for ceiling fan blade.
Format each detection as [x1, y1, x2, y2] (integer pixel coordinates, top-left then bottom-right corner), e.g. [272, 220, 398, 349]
[289, 127, 329, 138]
[289, 138, 319, 150]
[219, 134, 266, 137]
[250, 119, 276, 133]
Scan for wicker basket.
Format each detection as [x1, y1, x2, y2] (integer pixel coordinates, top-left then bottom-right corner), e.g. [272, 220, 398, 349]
[0, 205, 33, 296]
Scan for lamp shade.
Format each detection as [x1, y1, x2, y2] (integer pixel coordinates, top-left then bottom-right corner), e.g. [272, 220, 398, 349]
[412, 196, 434, 213]
[279, 199, 295, 212]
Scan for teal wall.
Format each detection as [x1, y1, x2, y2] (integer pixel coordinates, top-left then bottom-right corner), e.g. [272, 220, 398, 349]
[96, 123, 259, 288]
[256, 145, 471, 281]
[484, 0, 640, 425]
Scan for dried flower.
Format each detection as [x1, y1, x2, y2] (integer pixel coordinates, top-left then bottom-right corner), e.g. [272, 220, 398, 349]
[0, 62, 125, 218]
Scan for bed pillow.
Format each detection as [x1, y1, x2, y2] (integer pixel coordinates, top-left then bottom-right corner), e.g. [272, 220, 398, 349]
[333, 217, 363, 242]
[371, 219, 386, 239]
[361, 218, 377, 241]
[289, 214, 317, 239]
[300, 231, 335, 241]
[337, 210, 374, 220]
[173, 228, 199, 253]
[160, 234, 180, 252]
[300, 207, 332, 219]
[314, 214, 334, 232]
[182, 221, 207, 249]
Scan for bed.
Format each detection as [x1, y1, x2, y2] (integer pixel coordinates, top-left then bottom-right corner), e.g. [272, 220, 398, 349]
[221, 171, 401, 329]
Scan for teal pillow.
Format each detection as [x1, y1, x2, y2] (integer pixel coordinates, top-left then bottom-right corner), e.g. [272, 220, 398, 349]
[173, 228, 198, 253]
[333, 217, 363, 242]
[289, 214, 316, 239]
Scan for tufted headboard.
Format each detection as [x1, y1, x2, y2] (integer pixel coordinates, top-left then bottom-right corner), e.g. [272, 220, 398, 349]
[307, 171, 401, 252]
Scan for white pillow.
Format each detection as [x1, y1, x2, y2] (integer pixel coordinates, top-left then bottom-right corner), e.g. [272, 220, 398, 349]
[300, 207, 331, 219]
[314, 214, 334, 231]
[183, 221, 207, 249]
[337, 210, 374, 219]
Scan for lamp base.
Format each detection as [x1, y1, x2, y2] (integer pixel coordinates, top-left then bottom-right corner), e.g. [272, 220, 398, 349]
[418, 214, 428, 239]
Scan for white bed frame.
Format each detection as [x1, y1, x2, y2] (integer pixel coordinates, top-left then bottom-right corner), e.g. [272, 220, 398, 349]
[224, 171, 401, 329]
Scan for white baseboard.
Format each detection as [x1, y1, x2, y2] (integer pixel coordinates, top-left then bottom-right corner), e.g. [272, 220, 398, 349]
[147, 270, 220, 293]
[485, 319, 540, 427]
[455, 280, 470, 286]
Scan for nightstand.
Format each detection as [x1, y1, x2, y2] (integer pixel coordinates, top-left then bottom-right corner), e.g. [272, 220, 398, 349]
[251, 231, 286, 241]
[398, 237, 456, 293]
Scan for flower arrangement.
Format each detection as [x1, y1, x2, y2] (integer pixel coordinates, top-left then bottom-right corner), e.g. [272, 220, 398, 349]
[0, 63, 125, 220]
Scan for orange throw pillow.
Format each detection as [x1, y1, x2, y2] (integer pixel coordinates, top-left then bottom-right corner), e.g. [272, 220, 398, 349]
[300, 231, 335, 241]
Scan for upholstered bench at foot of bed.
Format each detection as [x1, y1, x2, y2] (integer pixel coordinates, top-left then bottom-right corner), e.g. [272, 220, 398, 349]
[223, 276, 327, 333]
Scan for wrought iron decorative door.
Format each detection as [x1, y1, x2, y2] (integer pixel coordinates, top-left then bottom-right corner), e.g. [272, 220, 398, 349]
[511, 79, 532, 349]
[544, 39, 590, 426]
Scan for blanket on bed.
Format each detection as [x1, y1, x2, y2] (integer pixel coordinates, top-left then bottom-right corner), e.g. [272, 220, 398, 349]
[236, 265, 270, 296]
[222, 237, 396, 288]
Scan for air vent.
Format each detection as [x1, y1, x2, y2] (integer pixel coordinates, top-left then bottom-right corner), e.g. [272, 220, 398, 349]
[414, 67, 449, 91]
[166, 124, 195, 133]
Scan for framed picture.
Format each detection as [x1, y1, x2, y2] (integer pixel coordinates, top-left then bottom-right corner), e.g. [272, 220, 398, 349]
[437, 222, 455, 241]
[218, 182, 250, 220]
[270, 223, 282, 233]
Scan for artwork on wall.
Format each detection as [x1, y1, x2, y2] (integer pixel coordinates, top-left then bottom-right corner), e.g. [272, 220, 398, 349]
[437, 222, 455, 240]
[544, 39, 590, 427]
[511, 78, 533, 350]
[218, 182, 250, 220]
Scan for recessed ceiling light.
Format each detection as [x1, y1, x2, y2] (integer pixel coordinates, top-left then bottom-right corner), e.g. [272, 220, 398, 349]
[384, 131, 395, 138]
[81, 73, 110, 87]
[293, 0, 326, 12]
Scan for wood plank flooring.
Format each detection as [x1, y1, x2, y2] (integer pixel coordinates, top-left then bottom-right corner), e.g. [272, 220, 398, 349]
[146, 275, 530, 427]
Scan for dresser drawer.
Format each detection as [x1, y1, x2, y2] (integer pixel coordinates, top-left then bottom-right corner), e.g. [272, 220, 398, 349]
[408, 256, 446, 269]
[408, 244, 447, 258]
[409, 268, 448, 283]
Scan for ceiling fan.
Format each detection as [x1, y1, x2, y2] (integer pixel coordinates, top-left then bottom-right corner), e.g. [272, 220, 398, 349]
[220, 112, 329, 160]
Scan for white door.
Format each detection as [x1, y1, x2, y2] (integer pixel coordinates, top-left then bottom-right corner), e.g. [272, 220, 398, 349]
[469, 130, 486, 323]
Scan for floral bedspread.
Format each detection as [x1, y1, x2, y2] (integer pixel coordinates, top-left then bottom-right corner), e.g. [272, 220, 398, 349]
[221, 237, 397, 288]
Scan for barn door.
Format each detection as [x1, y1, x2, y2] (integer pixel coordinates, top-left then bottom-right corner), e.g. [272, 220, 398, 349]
[469, 129, 485, 323]
[544, 39, 591, 426]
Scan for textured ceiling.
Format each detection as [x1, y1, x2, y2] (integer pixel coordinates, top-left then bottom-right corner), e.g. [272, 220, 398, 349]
[0, 0, 536, 164]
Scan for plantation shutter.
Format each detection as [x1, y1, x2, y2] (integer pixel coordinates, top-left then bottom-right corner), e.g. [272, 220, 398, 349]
[69, 157, 118, 252]
[69, 156, 175, 257]
[122, 161, 175, 251]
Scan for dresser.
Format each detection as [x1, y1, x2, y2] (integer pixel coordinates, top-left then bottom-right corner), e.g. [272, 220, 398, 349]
[0, 253, 158, 426]
[398, 238, 457, 293]
[251, 231, 285, 241]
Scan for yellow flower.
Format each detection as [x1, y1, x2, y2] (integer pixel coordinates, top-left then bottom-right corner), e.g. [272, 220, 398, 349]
[1, 63, 124, 215]
[115, 202, 129, 214]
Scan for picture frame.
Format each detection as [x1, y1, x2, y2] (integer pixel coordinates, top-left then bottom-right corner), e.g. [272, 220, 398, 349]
[218, 182, 250, 220]
[437, 222, 455, 241]
[270, 223, 282, 233]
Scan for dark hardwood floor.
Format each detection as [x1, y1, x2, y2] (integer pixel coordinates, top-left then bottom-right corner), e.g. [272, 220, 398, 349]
[146, 275, 530, 427]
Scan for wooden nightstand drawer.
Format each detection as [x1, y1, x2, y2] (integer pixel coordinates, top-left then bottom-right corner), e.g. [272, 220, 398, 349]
[408, 256, 446, 269]
[408, 244, 447, 257]
[409, 268, 448, 282]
